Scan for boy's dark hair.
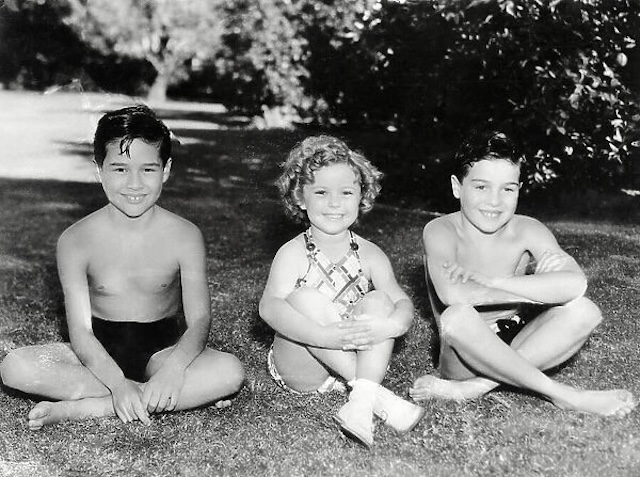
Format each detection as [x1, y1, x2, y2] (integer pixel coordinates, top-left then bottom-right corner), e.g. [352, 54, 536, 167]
[454, 129, 524, 180]
[93, 105, 171, 167]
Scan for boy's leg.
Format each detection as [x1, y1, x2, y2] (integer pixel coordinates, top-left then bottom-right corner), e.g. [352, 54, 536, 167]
[410, 302, 635, 416]
[1, 343, 117, 429]
[145, 348, 244, 410]
[1, 343, 110, 399]
[413, 297, 604, 400]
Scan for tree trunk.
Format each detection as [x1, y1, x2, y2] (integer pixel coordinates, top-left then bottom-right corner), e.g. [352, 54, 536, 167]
[147, 72, 168, 103]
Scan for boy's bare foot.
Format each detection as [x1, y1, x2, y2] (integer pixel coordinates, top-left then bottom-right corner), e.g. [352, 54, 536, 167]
[551, 385, 636, 417]
[409, 374, 494, 402]
[28, 401, 71, 430]
[28, 397, 113, 430]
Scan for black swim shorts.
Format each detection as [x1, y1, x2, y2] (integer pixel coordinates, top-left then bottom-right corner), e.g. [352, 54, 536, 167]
[92, 316, 183, 382]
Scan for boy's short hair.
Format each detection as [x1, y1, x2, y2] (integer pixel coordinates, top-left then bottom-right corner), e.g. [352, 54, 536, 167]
[454, 129, 524, 181]
[94, 105, 171, 167]
[277, 135, 383, 222]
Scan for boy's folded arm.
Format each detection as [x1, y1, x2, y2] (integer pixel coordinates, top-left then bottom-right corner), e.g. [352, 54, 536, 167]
[486, 223, 588, 304]
[433, 276, 533, 307]
[487, 268, 587, 305]
[424, 223, 530, 307]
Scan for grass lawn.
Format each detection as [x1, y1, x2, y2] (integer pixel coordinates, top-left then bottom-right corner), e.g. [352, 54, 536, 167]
[1, 91, 640, 476]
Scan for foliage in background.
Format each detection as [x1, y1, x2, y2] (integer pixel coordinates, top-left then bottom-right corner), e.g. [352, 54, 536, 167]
[61, 0, 226, 102]
[215, 0, 640, 195]
[429, 0, 640, 192]
[215, 0, 380, 127]
[1, 0, 639, 195]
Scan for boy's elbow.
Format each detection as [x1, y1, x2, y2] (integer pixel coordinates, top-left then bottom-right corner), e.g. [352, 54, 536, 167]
[438, 289, 467, 307]
[565, 276, 588, 302]
[258, 299, 270, 321]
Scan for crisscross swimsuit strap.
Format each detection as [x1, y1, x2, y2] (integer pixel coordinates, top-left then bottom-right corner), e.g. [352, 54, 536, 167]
[295, 228, 371, 319]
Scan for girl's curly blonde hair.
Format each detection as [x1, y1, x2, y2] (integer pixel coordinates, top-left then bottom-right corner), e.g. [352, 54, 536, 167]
[277, 135, 383, 222]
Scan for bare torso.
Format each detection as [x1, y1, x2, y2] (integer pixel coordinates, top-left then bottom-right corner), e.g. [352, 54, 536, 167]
[429, 212, 533, 324]
[73, 206, 186, 322]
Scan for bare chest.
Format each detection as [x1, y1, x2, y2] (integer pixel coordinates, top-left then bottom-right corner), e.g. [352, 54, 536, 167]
[456, 240, 530, 277]
[87, 242, 180, 296]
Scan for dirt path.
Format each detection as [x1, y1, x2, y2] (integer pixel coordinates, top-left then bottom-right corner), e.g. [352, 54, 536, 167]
[0, 91, 228, 183]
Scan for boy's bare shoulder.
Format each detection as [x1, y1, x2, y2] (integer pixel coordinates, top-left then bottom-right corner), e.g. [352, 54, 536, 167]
[155, 207, 203, 239]
[58, 207, 108, 247]
[423, 213, 458, 241]
[509, 214, 552, 237]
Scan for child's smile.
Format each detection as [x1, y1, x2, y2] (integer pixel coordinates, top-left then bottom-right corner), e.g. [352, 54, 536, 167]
[452, 159, 521, 234]
[300, 163, 361, 237]
[98, 139, 171, 219]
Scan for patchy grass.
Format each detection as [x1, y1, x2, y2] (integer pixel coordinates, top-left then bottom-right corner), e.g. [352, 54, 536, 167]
[1, 92, 640, 476]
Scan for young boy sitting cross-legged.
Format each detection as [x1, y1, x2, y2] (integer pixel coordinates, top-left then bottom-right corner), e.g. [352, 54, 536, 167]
[409, 129, 636, 417]
[1, 105, 245, 429]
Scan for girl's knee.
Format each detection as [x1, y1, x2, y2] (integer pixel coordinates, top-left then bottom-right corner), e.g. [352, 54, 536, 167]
[286, 287, 340, 324]
[354, 290, 395, 319]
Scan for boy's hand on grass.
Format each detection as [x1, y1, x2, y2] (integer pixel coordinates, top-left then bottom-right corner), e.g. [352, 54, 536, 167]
[142, 364, 185, 413]
[322, 320, 373, 351]
[111, 379, 150, 426]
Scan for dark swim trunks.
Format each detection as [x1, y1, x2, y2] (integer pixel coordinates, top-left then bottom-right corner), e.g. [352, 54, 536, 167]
[92, 316, 183, 382]
[491, 315, 528, 345]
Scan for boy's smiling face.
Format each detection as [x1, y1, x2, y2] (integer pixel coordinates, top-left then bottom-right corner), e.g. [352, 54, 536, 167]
[97, 139, 171, 219]
[451, 158, 521, 234]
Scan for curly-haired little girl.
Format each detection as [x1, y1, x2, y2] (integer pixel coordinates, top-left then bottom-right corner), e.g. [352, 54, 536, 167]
[259, 135, 424, 447]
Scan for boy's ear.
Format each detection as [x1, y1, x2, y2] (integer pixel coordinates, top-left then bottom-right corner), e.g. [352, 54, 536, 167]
[451, 174, 462, 199]
[162, 158, 173, 183]
[93, 160, 102, 183]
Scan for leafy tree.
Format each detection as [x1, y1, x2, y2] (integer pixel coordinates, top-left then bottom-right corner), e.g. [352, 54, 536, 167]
[63, 0, 226, 102]
[0, 0, 89, 89]
[294, 0, 640, 193]
[429, 0, 640, 191]
[218, 0, 379, 125]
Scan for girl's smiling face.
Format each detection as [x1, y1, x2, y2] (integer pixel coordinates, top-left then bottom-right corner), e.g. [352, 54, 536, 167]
[299, 163, 362, 238]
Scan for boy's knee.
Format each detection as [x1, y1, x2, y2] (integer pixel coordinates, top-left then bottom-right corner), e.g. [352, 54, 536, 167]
[354, 290, 395, 319]
[0, 349, 29, 389]
[286, 287, 339, 324]
[439, 305, 476, 341]
[566, 297, 603, 331]
[219, 352, 245, 393]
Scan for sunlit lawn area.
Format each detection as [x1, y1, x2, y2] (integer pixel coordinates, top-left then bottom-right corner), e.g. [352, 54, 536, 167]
[1, 91, 639, 476]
